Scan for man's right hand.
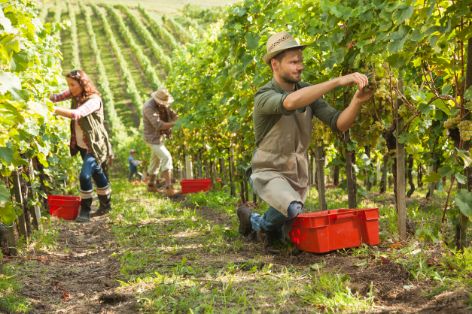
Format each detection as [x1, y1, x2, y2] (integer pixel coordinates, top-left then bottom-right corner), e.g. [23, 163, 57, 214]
[165, 121, 176, 129]
[338, 72, 369, 90]
[284, 72, 368, 111]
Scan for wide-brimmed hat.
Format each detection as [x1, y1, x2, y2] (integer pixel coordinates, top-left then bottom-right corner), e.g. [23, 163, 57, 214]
[151, 88, 174, 106]
[263, 31, 306, 65]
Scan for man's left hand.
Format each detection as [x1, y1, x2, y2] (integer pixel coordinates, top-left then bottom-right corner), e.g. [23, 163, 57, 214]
[353, 88, 373, 104]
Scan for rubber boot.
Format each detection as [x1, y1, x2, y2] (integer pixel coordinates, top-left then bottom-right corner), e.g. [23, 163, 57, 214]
[95, 194, 111, 216]
[160, 170, 178, 196]
[147, 175, 158, 192]
[76, 198, 92, 222]
[237, 204, 253, 236]
[282, 201, 304, 243]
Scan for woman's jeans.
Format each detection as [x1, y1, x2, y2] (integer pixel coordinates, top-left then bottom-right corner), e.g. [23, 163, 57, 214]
[79, 148, 110, 199]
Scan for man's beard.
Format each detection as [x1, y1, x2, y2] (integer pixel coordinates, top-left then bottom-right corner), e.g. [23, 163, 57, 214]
[281, 72, 301, 84]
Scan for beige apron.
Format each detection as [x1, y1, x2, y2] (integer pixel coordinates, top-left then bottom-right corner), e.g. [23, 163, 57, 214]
[250, 106, 313, 216]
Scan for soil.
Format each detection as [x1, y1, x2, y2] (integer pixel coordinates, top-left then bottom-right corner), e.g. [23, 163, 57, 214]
[3, 215, 137, 314]
[194, 203, 471, 314]
[2, 197, 470, 313]
[234, 243, 470, 313]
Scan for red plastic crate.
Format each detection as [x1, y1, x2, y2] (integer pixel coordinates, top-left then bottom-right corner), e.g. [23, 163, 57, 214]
[289, 208, 379, 253]
[180, 179, 212, 194]
[47, 195, 80, 220]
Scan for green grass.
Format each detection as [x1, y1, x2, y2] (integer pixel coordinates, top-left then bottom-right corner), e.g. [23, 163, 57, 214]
[0, 215, 60, 313]
[105, 175, 472, 311]
[108, 178, 378, 312]
[26, 217, 61, 253]
[301, 272, 374, 313]
[0, 265, 31, 313]
[2, 175, 471, 312]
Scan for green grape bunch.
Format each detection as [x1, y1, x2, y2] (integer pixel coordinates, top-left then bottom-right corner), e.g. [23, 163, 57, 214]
[443, 115, 461, 129]
[363, 72, 381, 92]
[366, 74, 392, 101]
[457, 120, 472, 141]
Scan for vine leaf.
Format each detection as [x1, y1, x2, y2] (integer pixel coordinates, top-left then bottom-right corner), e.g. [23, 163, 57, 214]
[0, 72, 21, 95]
[0, 182, 9, 206]
[455, 190, 472, 218]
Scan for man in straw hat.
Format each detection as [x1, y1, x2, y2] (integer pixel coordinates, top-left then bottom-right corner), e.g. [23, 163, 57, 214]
[237, 31, 373, 248]
[143, 87, 179, 195]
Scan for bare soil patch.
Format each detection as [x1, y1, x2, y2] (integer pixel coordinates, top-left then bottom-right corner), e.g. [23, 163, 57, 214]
[190, 202, 471, 313]
[5, 194, 469, 313]
[5, 215, 137, 314]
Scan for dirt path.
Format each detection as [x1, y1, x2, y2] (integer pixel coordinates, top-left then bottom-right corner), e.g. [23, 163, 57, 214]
[8, 215, 137, 313]
[3, 194, 470, 313]
[194, 204, 471, 313]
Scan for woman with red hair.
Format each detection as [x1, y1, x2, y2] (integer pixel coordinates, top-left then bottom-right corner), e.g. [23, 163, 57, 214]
[50, 70, 113, 222]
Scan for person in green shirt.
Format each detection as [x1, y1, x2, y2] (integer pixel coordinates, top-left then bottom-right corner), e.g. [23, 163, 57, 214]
[237, 31, 373, 247]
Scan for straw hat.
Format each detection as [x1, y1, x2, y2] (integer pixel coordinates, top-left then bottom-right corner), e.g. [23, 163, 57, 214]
[263, 31, 306, 65]
[151, 88, 174, 106]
